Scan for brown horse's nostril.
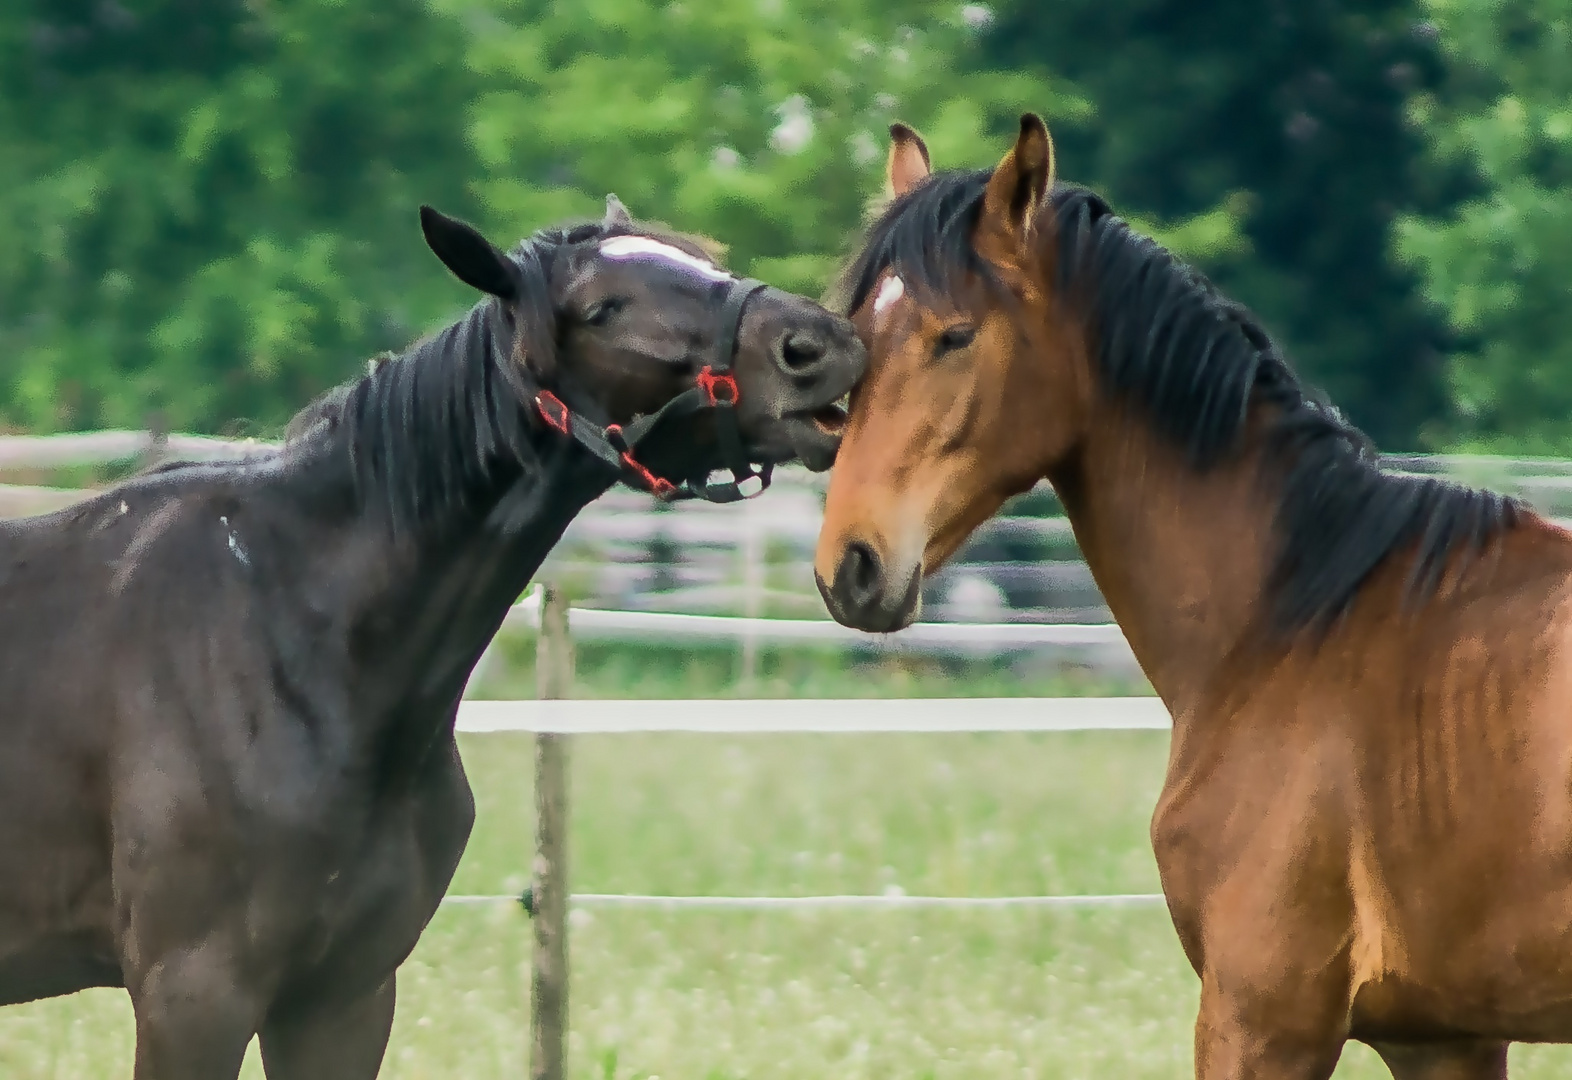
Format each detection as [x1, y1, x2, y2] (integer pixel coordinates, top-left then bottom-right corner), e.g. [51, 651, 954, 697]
[819, 539, 923, 633]
[840, 540, 884, 610]
[776, 331, 827, 376]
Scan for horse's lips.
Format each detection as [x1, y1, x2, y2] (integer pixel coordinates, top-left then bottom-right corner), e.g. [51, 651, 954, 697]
[777, 412, 843, 472]
[810, 400, 848, 436]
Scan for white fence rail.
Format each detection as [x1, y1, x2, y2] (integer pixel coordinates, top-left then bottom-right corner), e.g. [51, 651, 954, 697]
[495, 586, 1134, 656]
[449, 693, 1174, 910]
[442, 891, 1169, 908]
[12, 431, 1572, 629]
[455, 694, 1169, 733]
[0, 430, 273, 469]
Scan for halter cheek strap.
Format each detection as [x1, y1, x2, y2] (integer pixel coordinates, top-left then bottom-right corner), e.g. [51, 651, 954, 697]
[530, 276, 773, 503]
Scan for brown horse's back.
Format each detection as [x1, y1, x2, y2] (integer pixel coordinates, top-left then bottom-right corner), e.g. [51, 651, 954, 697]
[1350, 522, 1572, 1040]
[1156, 517, 1572, 1044]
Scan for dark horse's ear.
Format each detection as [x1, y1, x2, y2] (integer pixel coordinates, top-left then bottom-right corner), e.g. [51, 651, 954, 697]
[420, 205, 517, 299]
[980, 113, 1055, 253]
[886, 122, 931, 199]
[603, 193, 633, 229]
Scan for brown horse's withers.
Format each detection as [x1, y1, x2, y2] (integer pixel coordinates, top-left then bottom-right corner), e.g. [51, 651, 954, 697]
[815, 115, 1572, 1079]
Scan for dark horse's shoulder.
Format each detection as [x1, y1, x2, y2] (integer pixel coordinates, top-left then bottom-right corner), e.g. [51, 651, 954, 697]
[1, 459, 298, 606]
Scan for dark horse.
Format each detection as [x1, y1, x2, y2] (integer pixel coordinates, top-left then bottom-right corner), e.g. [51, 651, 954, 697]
[0, 196, 862, 1078]
[816, 116, 1572, 1078]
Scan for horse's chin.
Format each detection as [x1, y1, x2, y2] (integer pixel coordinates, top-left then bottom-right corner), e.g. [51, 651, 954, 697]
[776, 413, 844, 472]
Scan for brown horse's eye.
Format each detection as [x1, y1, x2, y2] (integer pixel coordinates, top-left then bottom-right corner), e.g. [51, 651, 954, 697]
[935, 324, 977, 356]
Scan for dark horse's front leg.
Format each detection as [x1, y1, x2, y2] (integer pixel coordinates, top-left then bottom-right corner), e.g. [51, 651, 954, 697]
[128, 941, 264, 1080]
[259, 975, 398, 1080]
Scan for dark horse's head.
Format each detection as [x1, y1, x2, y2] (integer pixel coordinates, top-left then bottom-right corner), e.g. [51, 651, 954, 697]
[416, 196, 863, 494]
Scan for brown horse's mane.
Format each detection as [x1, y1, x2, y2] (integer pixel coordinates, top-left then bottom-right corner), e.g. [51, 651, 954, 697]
[841, 169, 1525, 636]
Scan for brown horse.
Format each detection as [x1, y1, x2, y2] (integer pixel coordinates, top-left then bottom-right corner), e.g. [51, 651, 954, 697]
[815, 114, 1572, 1079]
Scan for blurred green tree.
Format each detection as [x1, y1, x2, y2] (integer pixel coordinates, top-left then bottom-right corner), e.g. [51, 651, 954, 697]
[449, 0, 1065, 295]
[0, 0, 1073, 435]
[0, 0, 485, 434]
[1395, 0, 1572, 453]
[982, 0, 1454, 450]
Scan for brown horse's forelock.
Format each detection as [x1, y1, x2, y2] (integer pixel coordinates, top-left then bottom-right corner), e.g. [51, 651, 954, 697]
[840, 170, 1524, 638]
[841, 168, 1000, 316]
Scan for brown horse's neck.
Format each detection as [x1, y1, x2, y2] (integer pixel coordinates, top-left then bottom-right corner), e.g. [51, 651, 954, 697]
[1049, 402, 1276, 713]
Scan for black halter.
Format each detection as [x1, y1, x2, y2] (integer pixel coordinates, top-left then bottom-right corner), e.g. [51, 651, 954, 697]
[531, 275, 773, 504]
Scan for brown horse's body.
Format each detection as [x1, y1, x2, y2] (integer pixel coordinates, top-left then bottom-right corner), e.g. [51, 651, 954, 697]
[1090, 419, 1572, 1073]
[816, 116, 1572, 1077]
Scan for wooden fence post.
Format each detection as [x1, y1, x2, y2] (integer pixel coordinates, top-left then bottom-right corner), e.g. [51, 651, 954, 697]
[139, 411, 168, 473]
[530, 585, 573, 1080]
[738, 498, 763, 688]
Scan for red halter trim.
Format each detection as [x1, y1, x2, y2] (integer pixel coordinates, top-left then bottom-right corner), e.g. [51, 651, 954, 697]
[534, 391, 571, 435]
[605, 424, 678, 499]
[695, 366, 739, 407]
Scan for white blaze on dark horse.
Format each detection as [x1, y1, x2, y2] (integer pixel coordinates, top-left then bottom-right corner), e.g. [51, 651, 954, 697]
[0, 195, 863, 1080]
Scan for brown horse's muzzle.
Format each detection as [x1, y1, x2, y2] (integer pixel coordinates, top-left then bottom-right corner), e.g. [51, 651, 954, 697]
[814, 538, 922, 633]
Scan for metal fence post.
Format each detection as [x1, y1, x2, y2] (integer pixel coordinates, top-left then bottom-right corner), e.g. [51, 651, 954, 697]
[530, 585, 573, 1080]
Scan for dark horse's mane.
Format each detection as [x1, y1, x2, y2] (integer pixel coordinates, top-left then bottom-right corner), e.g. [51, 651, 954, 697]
[285, 219, 612, 533]
[160, 217, 716, 533]
[843, 170, 1523, 636]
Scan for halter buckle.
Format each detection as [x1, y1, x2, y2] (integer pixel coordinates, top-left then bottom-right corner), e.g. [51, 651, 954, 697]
[696, 367, 739, 407]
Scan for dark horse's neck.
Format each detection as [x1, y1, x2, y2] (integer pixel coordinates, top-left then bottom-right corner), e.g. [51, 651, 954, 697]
[274, 300, 613, 767]
[1040, 189, 1523, 714]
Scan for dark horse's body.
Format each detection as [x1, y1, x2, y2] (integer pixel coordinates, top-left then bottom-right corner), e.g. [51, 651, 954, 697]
[0, 201, 862, 1078]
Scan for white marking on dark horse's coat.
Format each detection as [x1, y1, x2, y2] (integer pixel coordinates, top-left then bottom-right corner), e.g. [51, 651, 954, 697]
[220, 515, 251, 568]
[599, 236, 733, 283]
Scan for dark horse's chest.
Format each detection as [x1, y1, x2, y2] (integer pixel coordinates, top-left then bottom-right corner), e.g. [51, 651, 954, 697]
[150, 733, 479, 998]
[290, 739, 476, 979]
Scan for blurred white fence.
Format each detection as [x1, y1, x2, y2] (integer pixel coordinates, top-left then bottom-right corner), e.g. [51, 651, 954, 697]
[8, 430, 1572, 646]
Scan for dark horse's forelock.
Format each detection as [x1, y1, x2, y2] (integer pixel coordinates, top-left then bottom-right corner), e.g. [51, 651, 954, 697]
[843, 170, 1523, 637]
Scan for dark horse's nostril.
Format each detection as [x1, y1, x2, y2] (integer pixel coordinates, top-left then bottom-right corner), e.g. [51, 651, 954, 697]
[840, 540, 884, 610]
[776, 331, 827, 375]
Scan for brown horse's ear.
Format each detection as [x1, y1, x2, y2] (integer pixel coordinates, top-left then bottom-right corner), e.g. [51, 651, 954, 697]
[980, 113, 1055, 251]
[885, 122, 932, 199]
[420, 205, 518, 299]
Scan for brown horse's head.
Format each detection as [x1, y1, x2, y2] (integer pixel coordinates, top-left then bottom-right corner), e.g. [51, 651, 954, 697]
[815, 115, 1087, 632]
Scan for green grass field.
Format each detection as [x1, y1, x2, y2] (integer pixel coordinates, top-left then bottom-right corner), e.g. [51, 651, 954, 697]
[6, 726, 1572, 1078]
[473, 633, 1152, 701]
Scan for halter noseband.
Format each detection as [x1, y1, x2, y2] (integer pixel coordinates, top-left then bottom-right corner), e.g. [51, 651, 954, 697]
[531, 275, 773, 504]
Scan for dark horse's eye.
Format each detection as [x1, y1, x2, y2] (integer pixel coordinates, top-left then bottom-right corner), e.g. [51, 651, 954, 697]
[935, 324, 977, 356]
[581, 297, 626, 327]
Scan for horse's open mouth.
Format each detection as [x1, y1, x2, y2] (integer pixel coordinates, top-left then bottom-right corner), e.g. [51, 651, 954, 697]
[810, 397, 849, 436]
